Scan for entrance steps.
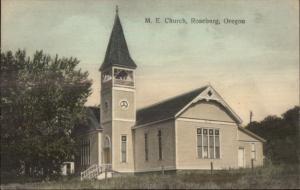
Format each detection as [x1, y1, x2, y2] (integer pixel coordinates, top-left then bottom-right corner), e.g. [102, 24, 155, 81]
[80, 164, 113, 180]
[97, 171, 113, 180]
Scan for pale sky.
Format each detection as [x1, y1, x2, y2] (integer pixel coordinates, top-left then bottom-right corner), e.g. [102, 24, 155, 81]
[2, 0, 299, 124]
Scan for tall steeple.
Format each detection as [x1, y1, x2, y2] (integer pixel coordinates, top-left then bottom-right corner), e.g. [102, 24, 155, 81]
[100, 7, 136, 172]
[100, 6, 137, 71]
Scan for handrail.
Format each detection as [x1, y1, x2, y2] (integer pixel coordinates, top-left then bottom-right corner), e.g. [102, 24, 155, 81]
[80, 164, 112, 180]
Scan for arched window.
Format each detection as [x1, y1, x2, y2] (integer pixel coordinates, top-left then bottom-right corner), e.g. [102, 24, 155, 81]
[103, 136, 111, 164]
[104, 136, 111, 148]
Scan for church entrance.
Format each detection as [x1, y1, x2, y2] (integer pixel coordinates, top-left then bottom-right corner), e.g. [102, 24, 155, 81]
[104, 148, 111, 164]
[103, 136, 111, 164]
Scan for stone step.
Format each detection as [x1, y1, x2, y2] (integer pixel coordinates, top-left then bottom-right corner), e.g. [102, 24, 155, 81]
[97, 171, 113, 180]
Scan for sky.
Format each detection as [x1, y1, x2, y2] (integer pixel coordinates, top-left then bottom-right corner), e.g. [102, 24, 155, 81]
[1, 0, 299, 124]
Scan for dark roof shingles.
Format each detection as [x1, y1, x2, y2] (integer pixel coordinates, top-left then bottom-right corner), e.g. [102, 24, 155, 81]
[100, 13, 137, 71]
[136, 86, 208, 126]
[73, 106, 101, 135]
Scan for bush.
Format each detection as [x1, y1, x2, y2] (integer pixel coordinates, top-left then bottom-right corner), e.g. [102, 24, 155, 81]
[1, 164, 299, 189]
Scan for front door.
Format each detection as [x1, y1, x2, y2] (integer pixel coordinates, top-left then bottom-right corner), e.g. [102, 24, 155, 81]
[238, 148, 245, 168]
[103, 136, 112, 164]
[104, 147, 111, 164]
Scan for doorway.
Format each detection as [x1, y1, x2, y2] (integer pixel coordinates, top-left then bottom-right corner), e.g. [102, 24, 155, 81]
[238, 148, 245, 168]
[104, 148, 111, 164]
[103, 136, 111, 164]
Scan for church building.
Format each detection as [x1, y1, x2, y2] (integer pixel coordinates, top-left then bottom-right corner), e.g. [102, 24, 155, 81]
[75, 8, 265, 179]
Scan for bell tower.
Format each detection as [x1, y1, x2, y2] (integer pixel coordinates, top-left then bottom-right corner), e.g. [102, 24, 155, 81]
[100, 6, 137, 172]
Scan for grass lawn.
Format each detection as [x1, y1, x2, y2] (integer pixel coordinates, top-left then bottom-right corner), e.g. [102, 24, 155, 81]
[1, 164, 299, 189]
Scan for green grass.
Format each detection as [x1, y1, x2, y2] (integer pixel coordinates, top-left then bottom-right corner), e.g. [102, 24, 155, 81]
[1, 164, 299, 189]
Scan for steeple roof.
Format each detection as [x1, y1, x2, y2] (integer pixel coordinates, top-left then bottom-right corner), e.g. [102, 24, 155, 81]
[100, 7, 137, 71]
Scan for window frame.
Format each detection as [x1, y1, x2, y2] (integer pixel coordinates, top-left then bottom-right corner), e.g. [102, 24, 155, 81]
[203, 129, 209, 158]
[197, 128, 203, 158]
[120, 135, 127, 163]
[251, 143, 256, 160]
[215, 130, 220, 159]
[196, 128, 221, 159]
[144, 133, 149, 161]
[209, 129, 215, 159]
[158, 130, 163, 160]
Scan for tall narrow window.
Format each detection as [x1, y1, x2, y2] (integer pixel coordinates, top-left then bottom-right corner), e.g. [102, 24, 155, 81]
[209, 129, 214, 158]
[215, 130, 220, 159]
[88, 140, 90, 165]
[144, 133, 149, 161]
[251, 143, 256, 160]
[158, 130, 162, 160]
[81, 140, 84, 166]
[121, 136, 127, 163]
[197, 128, 202, 158]
[83, 140, 86, 166]
[84, 140, 87, 166]
[85, 140, 88, 166]
[203, 129, 208, 158]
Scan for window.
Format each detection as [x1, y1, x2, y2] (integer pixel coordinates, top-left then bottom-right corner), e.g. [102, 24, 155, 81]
[114, 68, 134, 86]
[208, 90, 213, 96]
[197, 128, 220, 159]
[251, 143, 256, 160]
[88, 140, 90, 165]
[145, 133, 149, 161]
[197, 129, 202, 158]
[203, 129, 208, 158]
[102, 70, 112, 83]
[104, 101, 109, 112]
[121, 136, 127, 163]
[158, 130, 162, 160]
[81, 140, 84, 166]
[209, 129, 214, 158]
[119, 100, 129, 110]
[215, 130, 220, 159]
[81, 139, 90, 166]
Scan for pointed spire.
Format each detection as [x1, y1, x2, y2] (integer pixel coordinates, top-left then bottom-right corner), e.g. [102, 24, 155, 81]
[100, 6, 137, 71]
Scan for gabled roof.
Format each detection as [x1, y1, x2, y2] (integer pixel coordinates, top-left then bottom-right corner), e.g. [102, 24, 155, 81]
[136, 86, 208, 126]
[86, 106, 101, 128]
[136, 85, 243, 126]
[73, 106, 102, 136]
[238, 126, 266, 143]
[100, 10, 137, 71]
[175, 85, 243, 124]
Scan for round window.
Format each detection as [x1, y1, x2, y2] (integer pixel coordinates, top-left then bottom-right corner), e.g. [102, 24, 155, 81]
[119, 100, 129, 110]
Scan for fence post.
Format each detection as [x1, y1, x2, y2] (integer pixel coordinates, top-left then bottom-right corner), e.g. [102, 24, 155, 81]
[210, 162, 213, 175]
[161, 165, 165, 175]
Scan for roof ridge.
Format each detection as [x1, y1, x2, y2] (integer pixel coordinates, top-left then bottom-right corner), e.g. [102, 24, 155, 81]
[137, 85, 208, 112]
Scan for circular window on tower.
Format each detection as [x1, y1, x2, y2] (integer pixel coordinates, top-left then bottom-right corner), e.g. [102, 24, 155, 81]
[119, 99, 129, 110]
[104, 101, 109, 112]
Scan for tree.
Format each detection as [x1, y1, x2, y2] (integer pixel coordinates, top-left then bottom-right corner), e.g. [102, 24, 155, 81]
[246, 106, 299, 164]
[1, 50, 92, 178]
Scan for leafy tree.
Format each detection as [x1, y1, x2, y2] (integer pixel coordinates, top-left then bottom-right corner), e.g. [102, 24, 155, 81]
[246, 106, 299, 164]
[1, 50, 92, 178]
